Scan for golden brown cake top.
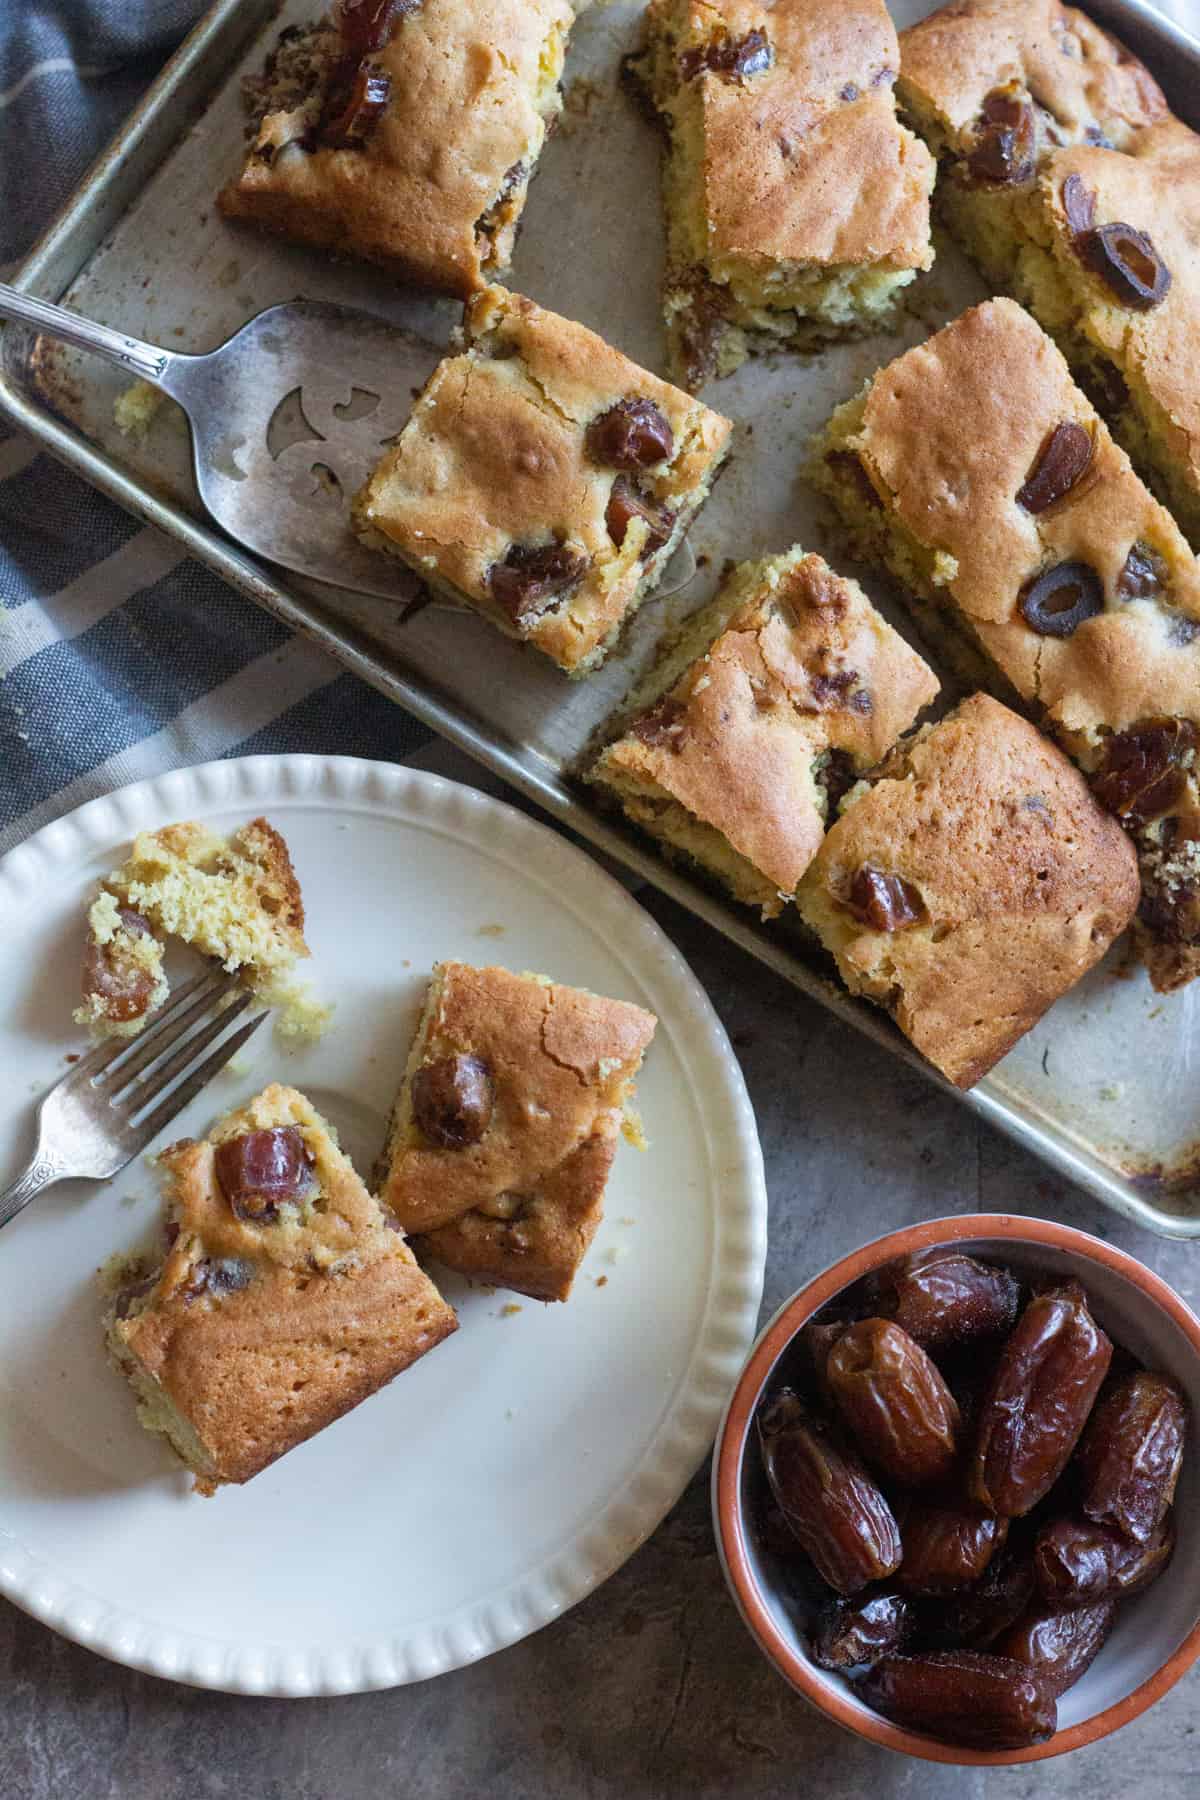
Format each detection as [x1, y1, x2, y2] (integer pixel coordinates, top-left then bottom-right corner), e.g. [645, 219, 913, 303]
[647, 0, 934, 270]
[600, 551, 939, 895]
[899, 0, 1168, 150]
[355, 286, 731, 673]
[1036, 121, 1200, 515]
[798, 694, 1140, 1087]
[415, 1130, 616, 1303]
[219, 0, 576, 296]
[381, 962, 657, 1235]
[114, 1085, 455, 1487]
[844, 298, 1200, 754]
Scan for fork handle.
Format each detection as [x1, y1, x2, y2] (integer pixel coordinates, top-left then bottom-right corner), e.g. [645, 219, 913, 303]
[0, 1145, 69, 1233]
[0, 281, 175, 386]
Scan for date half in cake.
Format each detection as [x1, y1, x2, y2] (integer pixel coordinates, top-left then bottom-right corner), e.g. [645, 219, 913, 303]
[106, 1084, 457, 1492]
[591, 547, 938, 916]
[218, 0, 582, 296]
[628, 0, 935, 389]
[76, 818, 311, 1040]
[352, 284, 732, 676]
[898, 0, 1200, 550]
[811, 297, 1200, 992]
[797, 694, 1140, 1088]
[378, 963, 657, 1302]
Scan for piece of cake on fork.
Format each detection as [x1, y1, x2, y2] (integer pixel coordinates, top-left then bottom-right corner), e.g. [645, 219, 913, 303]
[76, 818, 312, 1040]
[377, 962, 657, 1301]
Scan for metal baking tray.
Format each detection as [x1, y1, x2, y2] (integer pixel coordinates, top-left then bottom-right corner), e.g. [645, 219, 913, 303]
[4, 0, 1200, 1235]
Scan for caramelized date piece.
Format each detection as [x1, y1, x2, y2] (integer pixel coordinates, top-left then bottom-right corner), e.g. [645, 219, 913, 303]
[338, 0, 418, 57]
[970, 1283, 1112, 1516]
[858, 1651, 1056, 1749]
[605, 478, 674, 556]
[758, 1390, 901, 1595]
[488, 541, 587, 626]
[812, 1590, 915, 1672]
[1092, 717, 1197, 829]
[967, 87, 1036, 186]
[1117, 542, 1168, 601]
[1034, 1514, 1173, 1607]
[318, 62, 391, 146]
[1081, 222, 1171, 310]
[1019, 560, 1104, 637]
[82, 907, 158, 1023]
[844, 866, 923, 932]
[923, 1548, 1035, 1650]
[680, 26, 772, 83]
[875, 1249, 1020, 1352]
[1079, 1371, 1186, 1542]
[997, 1597, 1116, 1698]
[214, 1126, 317, 1223]
[899, 1503, 1008, 1596]
[585, 399, 674, 471]
[412, 1053, 494, 1150]
[1016, 421, 1093, 514]
[827, 1320, 961, 1487]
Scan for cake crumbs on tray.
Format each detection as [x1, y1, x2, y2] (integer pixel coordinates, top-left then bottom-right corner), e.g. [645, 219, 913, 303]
[595, 1275, 608, 1288]
[114, 379, 164, 438]
[500, 1303, 523, 1317]
[476, 923, 506, 938]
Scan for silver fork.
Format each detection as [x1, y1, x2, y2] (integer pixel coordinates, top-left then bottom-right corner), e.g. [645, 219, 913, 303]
[0, 967, 267, 1233]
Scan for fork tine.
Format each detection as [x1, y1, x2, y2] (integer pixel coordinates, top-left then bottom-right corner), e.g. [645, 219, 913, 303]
[120, 989, 255, 1116]
[98, 967, 240, 1098]
[69, 967, 224, 1082]
[131, 1011, 268, 1145]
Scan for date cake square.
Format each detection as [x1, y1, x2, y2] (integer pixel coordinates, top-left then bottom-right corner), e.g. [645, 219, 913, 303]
[898, 0, 1200, 548]
[377, 963, 657, 1302]
[591, 547, 939, 916]
[627, 0, 935, 389]
[352, 284, 732, 675]
[218, 0, 582, 297]
[106, 1084, 457, 1492]
[796, 694, 1139, 1088]
[810, 297, 1200, 992]
[76, 818, 310, 1040]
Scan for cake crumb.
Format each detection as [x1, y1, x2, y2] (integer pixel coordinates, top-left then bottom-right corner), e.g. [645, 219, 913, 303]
[595, 1275, 608, 1288]
[114, 379, 164, 438]
[500, 1302, 523, 1317]
[477, 923, 506, 938]
[223, 1052, 252, 1079]
[605, 1245, 626, 1266]
[266, 982, 335, 1049]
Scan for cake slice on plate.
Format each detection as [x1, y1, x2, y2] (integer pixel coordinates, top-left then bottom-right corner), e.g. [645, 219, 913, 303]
[106, 1084, 457, 1493]
[378, 963, 657, 1301]
[76, 817, 314, 1039]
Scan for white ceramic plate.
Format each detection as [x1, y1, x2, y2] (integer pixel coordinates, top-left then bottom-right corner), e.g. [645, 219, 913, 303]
[0, 755, 766, 1695]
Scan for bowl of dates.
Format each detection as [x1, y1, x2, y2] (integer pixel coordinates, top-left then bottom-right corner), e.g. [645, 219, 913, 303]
[712, 1216, 1200, 1763]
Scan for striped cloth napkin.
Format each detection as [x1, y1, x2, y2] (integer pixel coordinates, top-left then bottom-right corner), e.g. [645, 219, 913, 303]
[1, 1, 1197, 858]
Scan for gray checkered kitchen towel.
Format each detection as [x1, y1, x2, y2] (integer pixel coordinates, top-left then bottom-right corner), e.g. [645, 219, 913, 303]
[0, 2, 439, 859]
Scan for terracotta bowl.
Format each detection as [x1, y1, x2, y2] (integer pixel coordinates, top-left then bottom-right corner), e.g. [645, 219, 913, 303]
[712, 1214, 1200, 1765]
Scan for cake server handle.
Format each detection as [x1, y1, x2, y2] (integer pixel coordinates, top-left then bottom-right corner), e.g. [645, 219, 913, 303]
[0, 281, 181, 389]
